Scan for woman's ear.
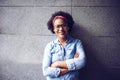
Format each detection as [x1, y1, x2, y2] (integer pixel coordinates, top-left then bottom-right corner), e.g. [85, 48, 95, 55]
[53, 29, 55, 33]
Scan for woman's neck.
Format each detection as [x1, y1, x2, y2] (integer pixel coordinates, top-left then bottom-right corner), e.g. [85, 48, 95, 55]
[59, 38, 67, 43]
[58, 37, 68, 47]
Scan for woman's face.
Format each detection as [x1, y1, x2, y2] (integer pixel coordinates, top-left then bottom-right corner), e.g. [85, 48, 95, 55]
[53, 18, 69, 39]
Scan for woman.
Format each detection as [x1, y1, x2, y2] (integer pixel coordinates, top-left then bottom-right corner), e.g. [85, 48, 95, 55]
[42, 11, 86, 80]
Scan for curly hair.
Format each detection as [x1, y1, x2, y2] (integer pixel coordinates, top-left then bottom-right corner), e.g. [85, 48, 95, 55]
[47, 11, 74, 34]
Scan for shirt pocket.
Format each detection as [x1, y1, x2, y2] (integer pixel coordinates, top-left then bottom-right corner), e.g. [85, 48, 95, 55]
[66, 46, 76, 59]
[52, 48, 63, 62]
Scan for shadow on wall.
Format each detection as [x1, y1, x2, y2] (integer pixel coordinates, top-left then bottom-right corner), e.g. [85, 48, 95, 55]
[0, 28, 2, 34]
[71, 23, 109, 80]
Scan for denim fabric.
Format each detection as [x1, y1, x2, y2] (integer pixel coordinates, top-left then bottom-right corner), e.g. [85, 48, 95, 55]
[42, 36, 86, 80]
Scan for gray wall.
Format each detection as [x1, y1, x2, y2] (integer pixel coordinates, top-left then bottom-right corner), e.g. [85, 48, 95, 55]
[0, 0, 120, 80]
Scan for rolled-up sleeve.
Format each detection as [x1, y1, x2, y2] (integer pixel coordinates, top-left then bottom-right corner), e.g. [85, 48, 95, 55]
[66, 40, 86, 71]
[42, 43, 61, 78]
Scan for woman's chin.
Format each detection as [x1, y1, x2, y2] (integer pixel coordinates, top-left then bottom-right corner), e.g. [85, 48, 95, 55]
[58, 35, 66, 38]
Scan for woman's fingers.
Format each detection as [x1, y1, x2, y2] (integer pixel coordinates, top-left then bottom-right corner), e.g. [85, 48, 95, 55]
[74, 53, 79, 58]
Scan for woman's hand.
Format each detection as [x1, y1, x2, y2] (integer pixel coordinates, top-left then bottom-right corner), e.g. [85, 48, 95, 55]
[74, 53, 79, 58]
[60, 68, 69, 75]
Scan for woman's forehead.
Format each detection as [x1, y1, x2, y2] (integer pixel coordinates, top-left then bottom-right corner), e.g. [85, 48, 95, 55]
[54, 19, 65, 25]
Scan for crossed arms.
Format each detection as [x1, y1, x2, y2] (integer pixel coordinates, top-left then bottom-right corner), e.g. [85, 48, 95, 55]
[51, 53, 80, 75]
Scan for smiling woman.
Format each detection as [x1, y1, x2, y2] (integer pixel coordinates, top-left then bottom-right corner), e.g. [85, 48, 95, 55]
[42, 11, 86, 80]
[53, 18, 69, 47]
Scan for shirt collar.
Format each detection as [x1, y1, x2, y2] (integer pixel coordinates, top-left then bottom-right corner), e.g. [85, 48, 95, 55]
[54, 36, 73, 45]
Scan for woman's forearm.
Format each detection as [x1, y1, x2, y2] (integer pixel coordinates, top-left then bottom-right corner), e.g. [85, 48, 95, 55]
[51, 53, 80, 68]
[51, 61, 68, 68]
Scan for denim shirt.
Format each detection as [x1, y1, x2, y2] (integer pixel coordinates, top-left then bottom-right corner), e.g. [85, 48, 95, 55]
[42, 36, 86, 80]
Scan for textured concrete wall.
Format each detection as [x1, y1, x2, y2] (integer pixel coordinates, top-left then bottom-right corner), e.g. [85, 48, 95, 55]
[0, 0, 120, 80]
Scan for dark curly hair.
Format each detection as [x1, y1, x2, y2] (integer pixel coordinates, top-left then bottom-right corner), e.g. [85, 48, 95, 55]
[47, 11, 74, 34]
